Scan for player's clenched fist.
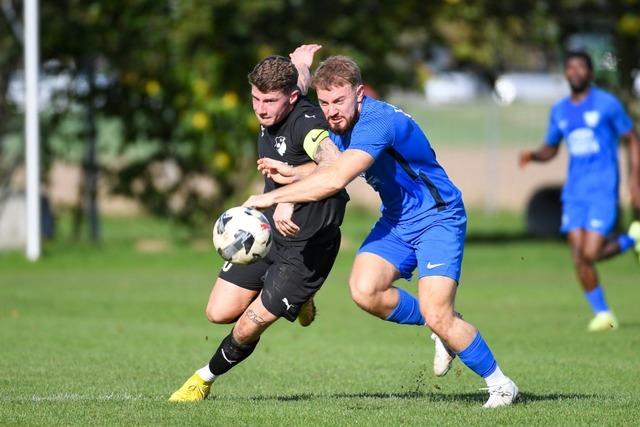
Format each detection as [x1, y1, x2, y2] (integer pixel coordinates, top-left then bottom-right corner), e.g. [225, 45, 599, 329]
[289, 44, 322, 69]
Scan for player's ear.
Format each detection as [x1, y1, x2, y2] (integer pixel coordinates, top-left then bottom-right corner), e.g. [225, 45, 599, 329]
[355, 84, 364, 103]
[289, 89, 300, 105]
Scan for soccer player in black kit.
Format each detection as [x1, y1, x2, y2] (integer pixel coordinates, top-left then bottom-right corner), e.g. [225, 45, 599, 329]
[170, 46, 348, 401]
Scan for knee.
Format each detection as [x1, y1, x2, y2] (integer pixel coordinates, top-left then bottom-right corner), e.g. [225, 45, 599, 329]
[349, 277, 378, 308]
[581, 248, 598, 264]
[205, 304, 238, 324]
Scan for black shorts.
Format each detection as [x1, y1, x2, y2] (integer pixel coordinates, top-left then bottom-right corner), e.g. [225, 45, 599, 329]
[219, 227, 341, 322]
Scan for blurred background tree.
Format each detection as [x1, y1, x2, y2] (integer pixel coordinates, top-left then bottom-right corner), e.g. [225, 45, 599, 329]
[0, 0, 638, 237]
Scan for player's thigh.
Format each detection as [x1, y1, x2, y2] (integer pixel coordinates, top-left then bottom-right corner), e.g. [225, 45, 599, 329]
[206, 260, 266, 323]
[350, 252, 402, 296]
[582, 231, 606, 261]
[354, 217, 415, 290]
[233, 292, 280, 343]
[567, 229, 589, 265]
[261, 230, 341, 322]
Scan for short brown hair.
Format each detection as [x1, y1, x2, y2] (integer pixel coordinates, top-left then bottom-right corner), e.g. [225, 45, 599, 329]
[312, 55, 363, 90]
[248, 55, 298, 93]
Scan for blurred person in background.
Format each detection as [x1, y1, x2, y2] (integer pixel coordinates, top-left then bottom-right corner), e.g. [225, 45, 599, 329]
[519, 51, 640, 332]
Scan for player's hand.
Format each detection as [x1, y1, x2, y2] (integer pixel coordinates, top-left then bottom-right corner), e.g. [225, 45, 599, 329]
[289, 44, 322, 70]
[243, 193, 276, 209]
[257, 158, 296, 184]
[518, 151, 533, 169]
[273, 203, 300, 237]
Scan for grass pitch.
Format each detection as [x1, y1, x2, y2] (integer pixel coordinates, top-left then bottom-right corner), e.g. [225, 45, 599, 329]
[1, 210, 639, 425]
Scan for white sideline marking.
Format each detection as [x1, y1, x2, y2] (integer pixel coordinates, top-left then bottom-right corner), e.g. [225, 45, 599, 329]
[19, 392, 149, 402]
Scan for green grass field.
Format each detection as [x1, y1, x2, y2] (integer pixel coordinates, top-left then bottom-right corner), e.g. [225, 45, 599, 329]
[1, 210, 639, 426]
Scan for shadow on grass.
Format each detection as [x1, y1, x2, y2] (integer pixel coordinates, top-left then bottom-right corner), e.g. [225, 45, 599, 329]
[466, 232, 563, 245]
[239, 390, 596, 405]
[619, 321, 640, 329]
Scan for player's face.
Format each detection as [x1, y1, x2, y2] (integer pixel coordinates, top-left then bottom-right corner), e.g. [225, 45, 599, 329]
[564, 57, 592, 93]
[316, 84, 364, 134]
[251, 86, 299, 127]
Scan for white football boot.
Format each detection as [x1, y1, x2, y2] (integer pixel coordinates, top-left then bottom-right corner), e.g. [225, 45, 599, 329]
[482, 378, 519, 408]
[431, 333, 456, 377]
[587, 311, 619, 331]
[430, 312, 463, 376]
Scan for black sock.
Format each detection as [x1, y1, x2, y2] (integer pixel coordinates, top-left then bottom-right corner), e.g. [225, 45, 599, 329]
[208, 333, 259, 376]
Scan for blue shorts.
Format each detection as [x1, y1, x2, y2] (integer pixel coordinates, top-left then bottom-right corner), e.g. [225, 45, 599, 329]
[561, 199, 617, 236]
[358, 202, 467, 282]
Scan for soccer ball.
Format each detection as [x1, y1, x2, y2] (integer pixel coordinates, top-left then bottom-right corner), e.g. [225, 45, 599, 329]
[212, 206, 272, 264]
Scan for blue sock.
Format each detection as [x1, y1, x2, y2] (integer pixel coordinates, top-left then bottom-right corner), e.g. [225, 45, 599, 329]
[385, 287, 425, 325]
[457, 332, 497, 378]
[584, 286, 609, 314]
[617, 234, 635, 253]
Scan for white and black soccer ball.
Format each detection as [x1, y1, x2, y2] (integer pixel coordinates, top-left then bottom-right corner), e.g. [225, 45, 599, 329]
[212, 207, 272, 264]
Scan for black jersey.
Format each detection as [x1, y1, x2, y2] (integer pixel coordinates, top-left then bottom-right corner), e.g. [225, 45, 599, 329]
[258, 96, 349, 242]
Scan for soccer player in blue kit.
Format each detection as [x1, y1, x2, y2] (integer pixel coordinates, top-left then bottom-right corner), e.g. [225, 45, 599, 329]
[520, 51, 640, 331]
[245, 48, 518, 407]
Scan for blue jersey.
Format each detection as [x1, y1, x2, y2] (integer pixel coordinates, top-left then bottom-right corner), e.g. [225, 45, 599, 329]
[545, 87, 633, 202]
[330, 97, 462, 222]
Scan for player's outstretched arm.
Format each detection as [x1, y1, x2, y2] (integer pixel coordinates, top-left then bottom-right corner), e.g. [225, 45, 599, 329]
[518, 144, 559, 169]
[624, 129, 640, 208]
[244, 139, 373, 208]
[257, 158, 316, 185]
[290, 44, 321, 96]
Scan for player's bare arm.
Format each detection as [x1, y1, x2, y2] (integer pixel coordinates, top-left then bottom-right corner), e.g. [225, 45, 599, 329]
[256, 132, 340, 184]
[624, 128, 640, 208]
[290, 44, 321, 96]
[313, 137, 342, 169]
[245, 142, 372, 208]
[519, 144, 560, 169]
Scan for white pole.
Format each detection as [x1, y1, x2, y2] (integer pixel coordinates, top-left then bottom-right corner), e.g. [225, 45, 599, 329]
[24, 0, 41, 261]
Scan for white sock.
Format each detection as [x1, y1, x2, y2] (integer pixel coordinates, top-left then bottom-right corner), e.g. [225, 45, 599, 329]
[484, 365, 508, 388]
[196, 365, 217, 383]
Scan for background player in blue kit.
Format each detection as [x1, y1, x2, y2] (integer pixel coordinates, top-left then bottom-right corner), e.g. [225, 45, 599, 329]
[520, 51, 640, 332]
[246, 48, 519, 408]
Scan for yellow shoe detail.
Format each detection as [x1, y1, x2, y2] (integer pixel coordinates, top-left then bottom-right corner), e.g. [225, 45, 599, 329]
[168, 373, 211, 402]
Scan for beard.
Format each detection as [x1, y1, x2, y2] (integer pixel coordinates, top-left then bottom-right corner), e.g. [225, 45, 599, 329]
[328, 121, 348, 134]
[327, 115, 356, 135]
[569, 78, 590, 94]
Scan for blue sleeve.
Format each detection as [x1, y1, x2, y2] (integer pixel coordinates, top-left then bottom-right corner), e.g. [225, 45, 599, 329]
[544, 107, 562, 146]
[347, 113, 395, 159]
[608, 97, 633, 137]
